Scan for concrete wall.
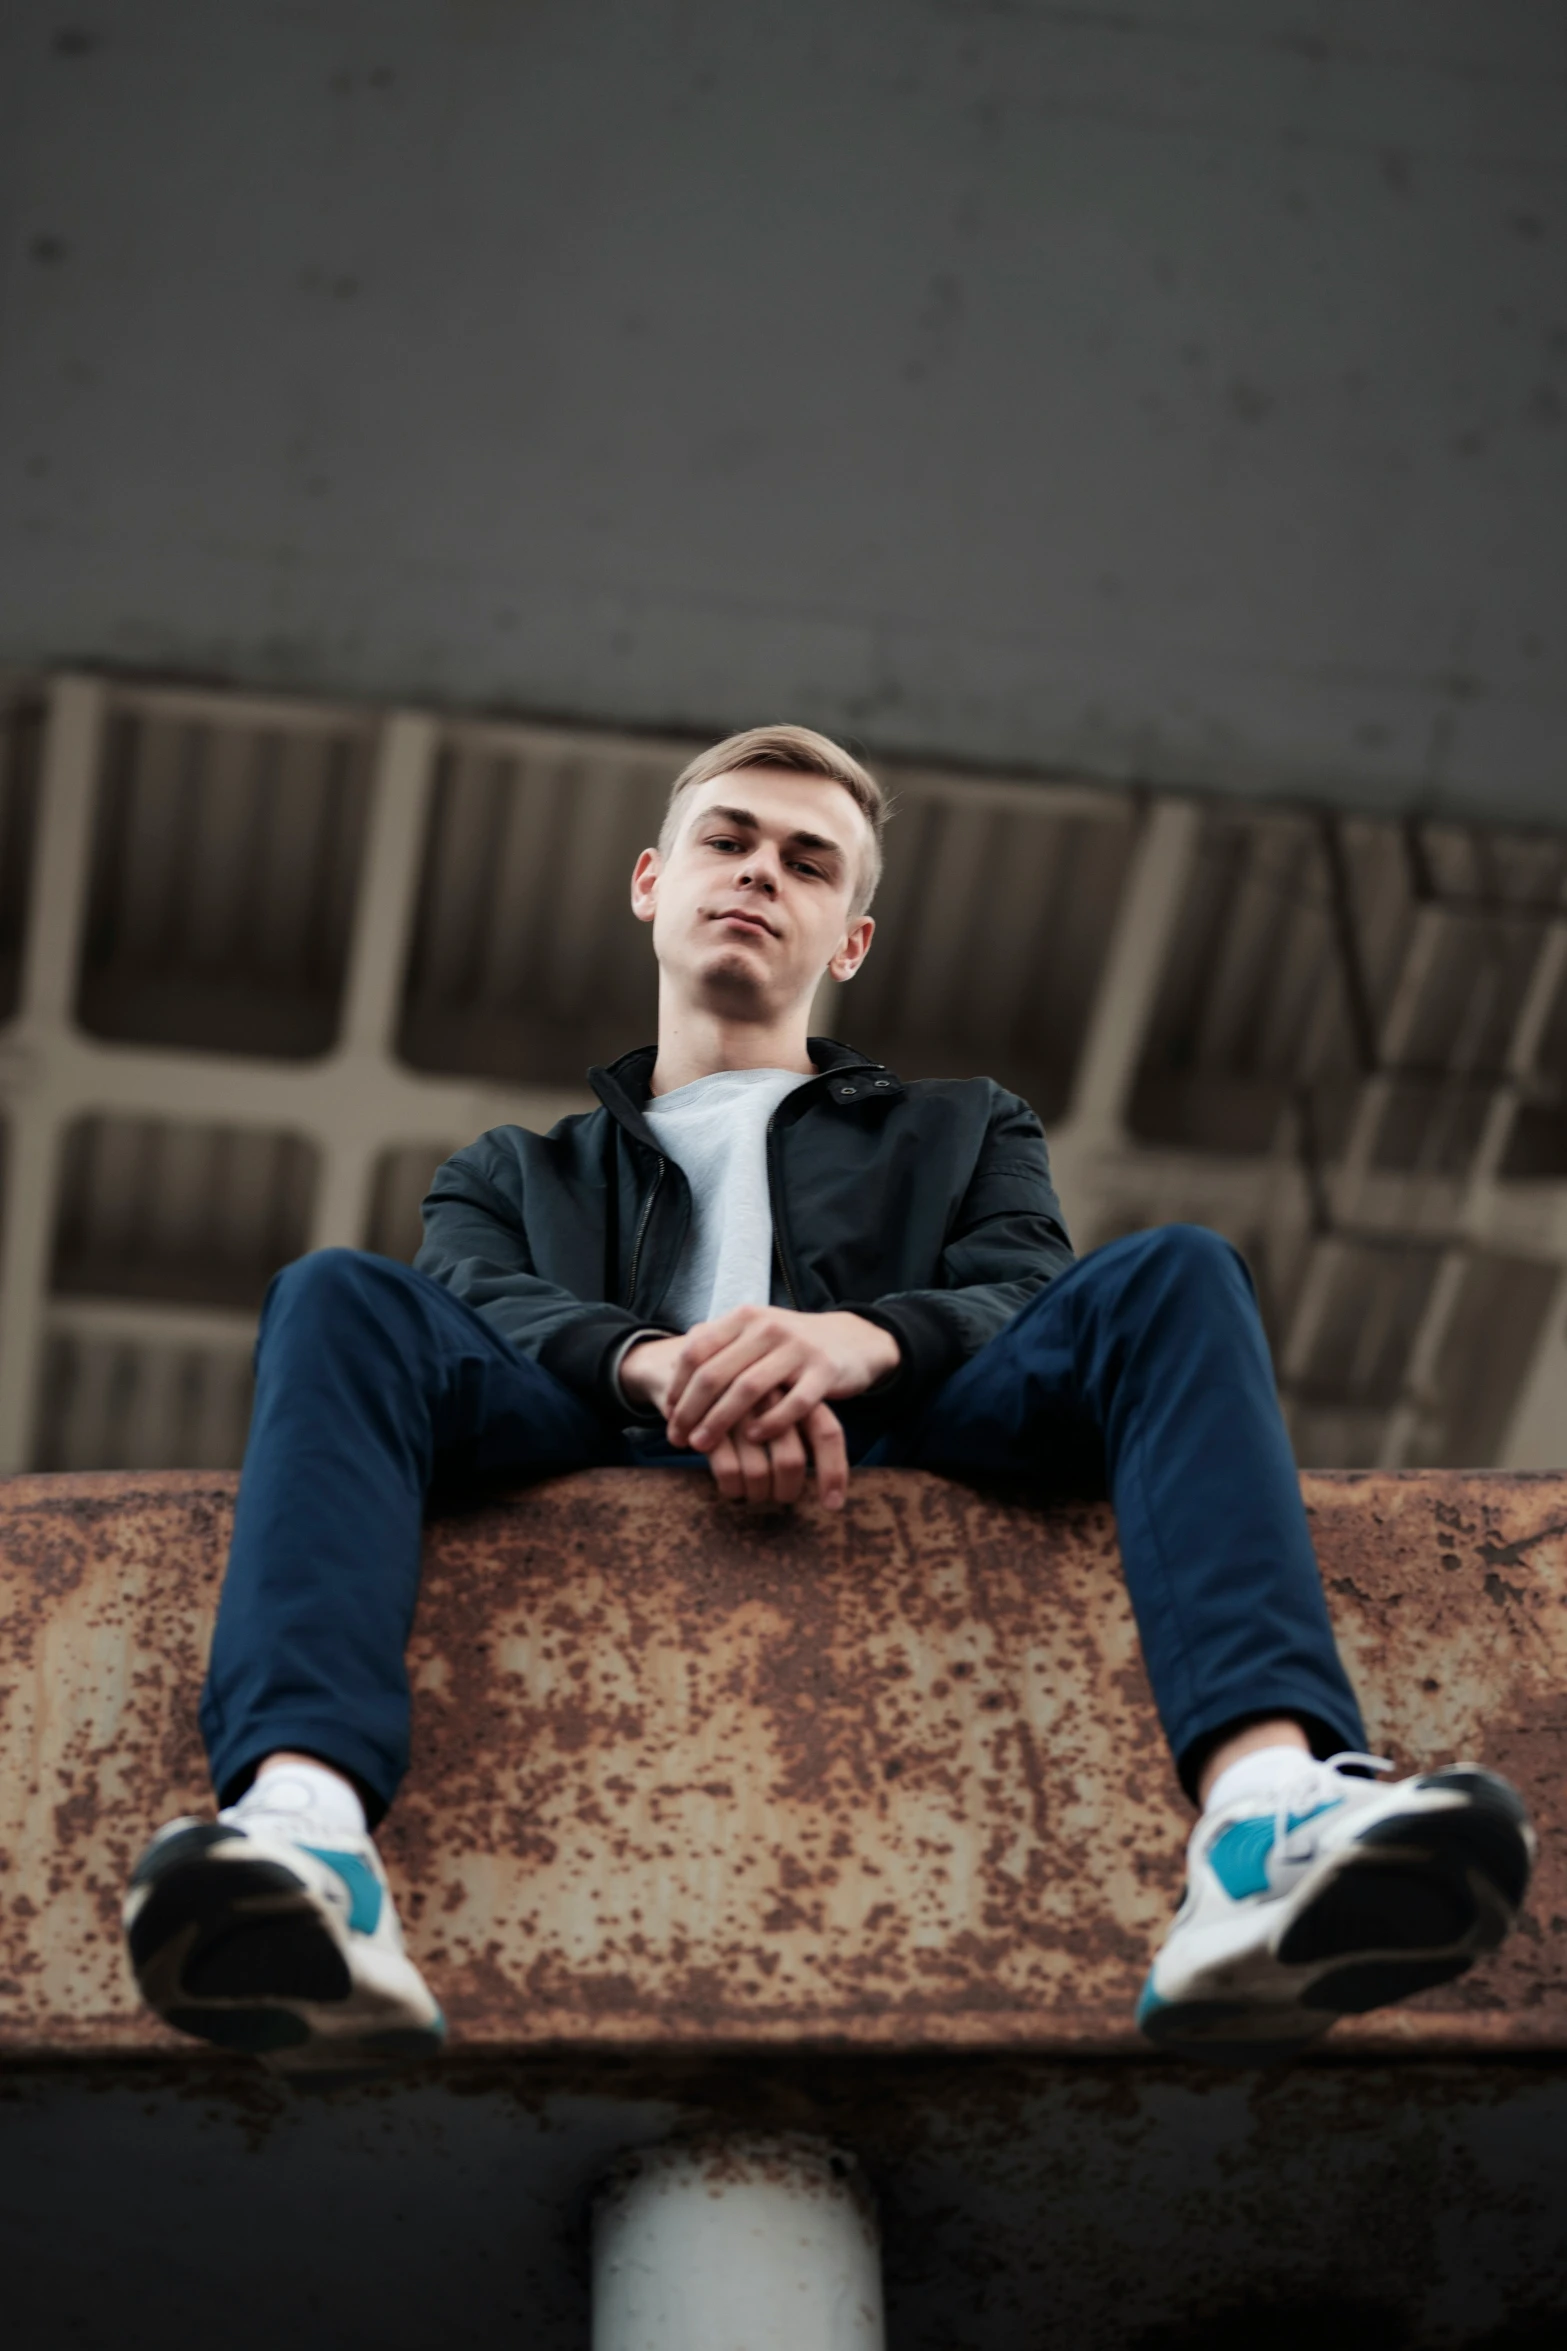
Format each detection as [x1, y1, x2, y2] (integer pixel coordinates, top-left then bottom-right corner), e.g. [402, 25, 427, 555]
[1, 1, 1563, 823]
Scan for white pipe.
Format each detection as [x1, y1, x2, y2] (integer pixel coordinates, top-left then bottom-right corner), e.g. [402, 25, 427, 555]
[591, 2132, 885, 2351]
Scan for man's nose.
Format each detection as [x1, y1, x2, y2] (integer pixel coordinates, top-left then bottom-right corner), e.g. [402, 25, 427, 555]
[738, 850, 781, 894]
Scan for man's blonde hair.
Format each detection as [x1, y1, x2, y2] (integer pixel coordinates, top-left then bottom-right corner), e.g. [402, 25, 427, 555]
[659, 724, 889, 914]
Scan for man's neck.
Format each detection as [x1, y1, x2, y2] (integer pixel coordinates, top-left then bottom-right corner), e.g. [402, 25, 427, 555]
[648, 998, 816, 1097]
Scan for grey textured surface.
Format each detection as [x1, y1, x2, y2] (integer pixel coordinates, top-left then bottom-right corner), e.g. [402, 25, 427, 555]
[2, 3, 1564, 821]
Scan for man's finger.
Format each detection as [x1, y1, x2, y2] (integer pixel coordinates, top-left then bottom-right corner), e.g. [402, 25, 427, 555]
[666, 1326, 778, 1432]
[672, 1336, 802, 1446]
[706, 1434, 746, 1503]
[666, 1318, 748, 1417]
[743, 1364, 833, 1444]
[805, 1401, 849, 1511]
[768, 1423, 808, 1507]
[667, 1309, 785, 1413]
[734, 1432, 775, 1508]
[685, 1350, 809, 1449]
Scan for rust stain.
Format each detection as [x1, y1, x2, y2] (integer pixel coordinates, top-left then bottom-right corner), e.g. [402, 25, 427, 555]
[594, 2129, 881, 2250]
[0, 1467, 1563, 2058]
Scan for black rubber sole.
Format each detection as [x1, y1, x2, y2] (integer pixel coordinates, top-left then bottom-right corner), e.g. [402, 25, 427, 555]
[128, 1825, 351, 2021]
[1304, 1955, 1473, 2014]
[1368, 1769, 1533, 1906]
[163, 2004, 313, 2054]
[1138, 2003, 1330, 2067]
[1279, 1773, 1530, 1990]
[1282, 1863, 1478, 1967]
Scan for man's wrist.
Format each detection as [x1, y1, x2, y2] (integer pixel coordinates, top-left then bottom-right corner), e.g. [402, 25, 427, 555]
[610, 1329, 671, 1421]
[841, 1311, 903, 1390]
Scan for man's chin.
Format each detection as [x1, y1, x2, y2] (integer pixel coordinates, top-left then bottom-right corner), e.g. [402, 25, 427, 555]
[692, 949, 780, 1008]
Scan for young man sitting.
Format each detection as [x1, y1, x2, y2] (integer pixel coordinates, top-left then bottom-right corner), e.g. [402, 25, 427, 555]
[124, 725, 1535, 2071]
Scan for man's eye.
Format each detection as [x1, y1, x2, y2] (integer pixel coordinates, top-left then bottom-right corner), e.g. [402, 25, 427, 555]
[791, 862, 823, 880]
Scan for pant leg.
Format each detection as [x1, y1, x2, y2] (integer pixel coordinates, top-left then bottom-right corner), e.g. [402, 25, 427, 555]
[199, 1248, 622, 1818]
[871, 1225, 1366, 1791]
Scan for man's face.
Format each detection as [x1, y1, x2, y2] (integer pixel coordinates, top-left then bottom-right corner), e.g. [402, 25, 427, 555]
[631, 768, 875, 1017]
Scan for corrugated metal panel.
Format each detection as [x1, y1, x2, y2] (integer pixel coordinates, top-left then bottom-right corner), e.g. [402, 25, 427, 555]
[0, 687, 43, 1028]
[1129, 806, 1356, 1157]
[1131, 809, 1567, 1178]
[1505, 843, 1567, 1179]
[1413, 1250, 1559, 1471]
[78, 698, 375, 1058]
[1356, 823, 1567, 1179]
[52, 1116, 317, 1307]
[398, 734, 674, 1083]
[1282, 1247, 1556, 1475]
[847, 788, 1136, 1123]
[35, 1336, 254, 1474]
[1290, 1240, 1446, 1463]
[366, 1141, 462, 1266]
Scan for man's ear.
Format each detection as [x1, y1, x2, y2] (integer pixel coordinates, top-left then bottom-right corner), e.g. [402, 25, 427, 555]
[827, 913, 874, 984]
[630, 846, 660, 926]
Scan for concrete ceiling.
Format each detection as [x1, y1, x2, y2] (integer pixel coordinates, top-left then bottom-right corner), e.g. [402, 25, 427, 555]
[1, 2, 1564, 824]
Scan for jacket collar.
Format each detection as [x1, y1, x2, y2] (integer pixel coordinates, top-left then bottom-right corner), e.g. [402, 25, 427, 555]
[588, 1037, 898, 1146]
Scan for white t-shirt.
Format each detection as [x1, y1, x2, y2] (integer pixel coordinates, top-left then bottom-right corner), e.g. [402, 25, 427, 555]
[644, 1066, 810, 1330]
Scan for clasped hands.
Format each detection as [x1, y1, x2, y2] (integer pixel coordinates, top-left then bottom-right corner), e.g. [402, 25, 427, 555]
[618, 1305, 901, 1510]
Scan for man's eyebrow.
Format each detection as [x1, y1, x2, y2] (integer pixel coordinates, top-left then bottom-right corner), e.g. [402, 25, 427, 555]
[701, 805, 845, 861]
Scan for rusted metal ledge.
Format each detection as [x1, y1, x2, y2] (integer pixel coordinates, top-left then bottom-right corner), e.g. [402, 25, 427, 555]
[0, 1467, 1562, 2060]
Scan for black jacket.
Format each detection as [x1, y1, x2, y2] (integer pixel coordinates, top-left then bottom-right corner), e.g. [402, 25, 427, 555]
[416, 1038, 1075, 1435]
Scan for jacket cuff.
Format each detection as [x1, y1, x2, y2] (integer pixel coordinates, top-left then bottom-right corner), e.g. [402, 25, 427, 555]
[608, 1329, 672, 1424]
[539, 1307, 668, 1420]
[846, 1299, 964, 1417]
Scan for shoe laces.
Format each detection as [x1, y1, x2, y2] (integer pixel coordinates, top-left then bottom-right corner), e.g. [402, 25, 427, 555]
[1270, 1750, 1392, 1872]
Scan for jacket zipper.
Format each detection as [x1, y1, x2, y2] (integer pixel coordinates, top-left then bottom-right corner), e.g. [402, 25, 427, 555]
[624, 1059, 887, 1314]
[766, 1107, 801, 1307]
[766, 1088, 825, 1311]
[625, 1160, 664, 1308]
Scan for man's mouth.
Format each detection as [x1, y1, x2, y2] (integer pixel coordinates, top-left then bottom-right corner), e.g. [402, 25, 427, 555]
[712, 908, 775, 939]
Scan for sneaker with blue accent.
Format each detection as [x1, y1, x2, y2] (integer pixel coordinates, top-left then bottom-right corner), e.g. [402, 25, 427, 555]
[1137, 1753, 1535, 2065]
[123, 1785, 445, 2075]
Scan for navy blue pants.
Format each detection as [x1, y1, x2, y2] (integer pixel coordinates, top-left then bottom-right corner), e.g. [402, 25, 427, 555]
[201, 1228, 1366, 1818]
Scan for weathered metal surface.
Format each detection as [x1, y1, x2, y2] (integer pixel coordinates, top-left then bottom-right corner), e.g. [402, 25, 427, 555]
[1, 2055, 1565, 2348]
[0, 1467, 1563, 2057]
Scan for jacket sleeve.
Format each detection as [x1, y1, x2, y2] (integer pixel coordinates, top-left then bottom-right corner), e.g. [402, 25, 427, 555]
[414, 1138, 659, 1417]
[847, 1086, 1074, 1414]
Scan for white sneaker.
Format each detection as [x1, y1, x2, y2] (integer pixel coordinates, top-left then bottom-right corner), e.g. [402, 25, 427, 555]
[123, 1790, 444, 2075]
[1137, 1755, 1535, 2065]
